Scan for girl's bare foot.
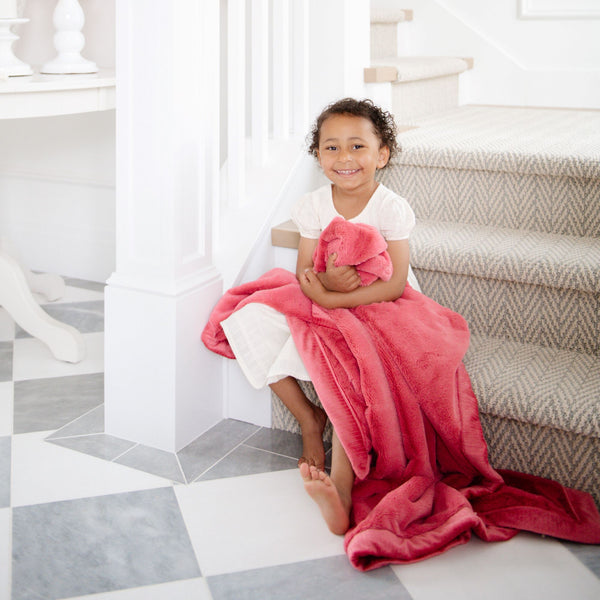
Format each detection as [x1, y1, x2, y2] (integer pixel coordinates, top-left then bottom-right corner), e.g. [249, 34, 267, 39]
[300, 463, 350, 535]
[297, 404, 328, 470]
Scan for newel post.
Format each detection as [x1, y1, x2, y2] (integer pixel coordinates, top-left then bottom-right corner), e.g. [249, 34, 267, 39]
[104, 0, 223, 452]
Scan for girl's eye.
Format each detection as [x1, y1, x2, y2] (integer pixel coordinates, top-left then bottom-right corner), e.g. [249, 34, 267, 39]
[353, 144, 364, 150]
[325, 146, 337, 151]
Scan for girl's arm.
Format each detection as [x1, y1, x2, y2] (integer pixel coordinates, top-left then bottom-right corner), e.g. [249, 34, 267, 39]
[296, 236, 362, 293]
[298, 238, 410, 309]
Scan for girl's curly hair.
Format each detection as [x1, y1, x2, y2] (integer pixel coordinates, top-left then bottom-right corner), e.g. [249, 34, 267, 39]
[307, 98, 399, 168]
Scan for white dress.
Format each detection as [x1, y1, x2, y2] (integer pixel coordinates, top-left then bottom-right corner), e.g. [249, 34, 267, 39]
[221, 183, 416, 389]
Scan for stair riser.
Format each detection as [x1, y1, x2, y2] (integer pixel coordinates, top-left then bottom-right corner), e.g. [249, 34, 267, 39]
[380, 165, 600, 237]
[391, 75, 460, 123]
[479, 413, 600, 508]
[413, 268, 599, 355]
[370, 22, 398, 60]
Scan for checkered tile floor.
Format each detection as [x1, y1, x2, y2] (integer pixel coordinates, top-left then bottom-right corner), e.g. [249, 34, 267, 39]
[1, 278, 599, 599]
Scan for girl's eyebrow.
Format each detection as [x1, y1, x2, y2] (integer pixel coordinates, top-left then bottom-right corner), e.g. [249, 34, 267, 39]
[321, 136, 367, 144]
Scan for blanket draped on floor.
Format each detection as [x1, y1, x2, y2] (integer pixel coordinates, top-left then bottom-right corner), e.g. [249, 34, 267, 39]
[201, 220, 600, 571]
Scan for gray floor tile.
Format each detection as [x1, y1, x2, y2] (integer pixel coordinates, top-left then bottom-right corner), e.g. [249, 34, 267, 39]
[48, 434, 136, 462]
[13, 372, 103, 434]
[12, 487, 201, 599]
[562, 541, 600, 578]
[0, 342, 12, 382]
[177, 419, 260, 482]
[47, 405, 105, 439]
[16, 300, 104, 338]
[63, 277, 106, 292]
[115, 444, 186, 484]
[244, 427, 304, 458]
[198, 445, 297, 481]
[0, 436, 10, 508]
[207, 555, 411, 600]
[244, 427, 332, 467]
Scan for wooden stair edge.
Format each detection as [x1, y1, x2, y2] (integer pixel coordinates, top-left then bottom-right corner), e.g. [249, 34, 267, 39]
[271, 220, 300, 249]
[370, 8, 414, 25]
[364, 57, 474, 84]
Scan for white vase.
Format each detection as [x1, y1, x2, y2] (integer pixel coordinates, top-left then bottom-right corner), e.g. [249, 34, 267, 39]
[41, 0, 97, 74]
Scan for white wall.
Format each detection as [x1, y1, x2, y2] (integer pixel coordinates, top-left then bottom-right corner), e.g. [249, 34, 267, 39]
[1, 0, 115, 283]
[372, 0, 600, 108]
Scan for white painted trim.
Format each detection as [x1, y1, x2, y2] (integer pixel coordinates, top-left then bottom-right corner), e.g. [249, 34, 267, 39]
[0, 169, 115, 189]
[518, 0, 600, 19]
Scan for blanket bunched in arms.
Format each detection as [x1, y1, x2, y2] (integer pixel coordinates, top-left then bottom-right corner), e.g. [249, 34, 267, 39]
[201, 218, 600, 571]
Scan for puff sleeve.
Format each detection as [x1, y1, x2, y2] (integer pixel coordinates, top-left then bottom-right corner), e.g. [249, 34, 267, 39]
[291, 192, 321, 239]
[378, 194, 416, 241]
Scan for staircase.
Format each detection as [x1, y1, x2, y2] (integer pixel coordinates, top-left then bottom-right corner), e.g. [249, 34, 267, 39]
[270, 8, 600, 505]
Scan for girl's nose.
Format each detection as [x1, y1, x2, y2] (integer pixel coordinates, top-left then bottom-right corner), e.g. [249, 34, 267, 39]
[339, 148, 351, 161]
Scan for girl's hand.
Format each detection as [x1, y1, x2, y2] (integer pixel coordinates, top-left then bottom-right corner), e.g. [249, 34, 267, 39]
[319, 253, 361, 293]
[300, 268, 333, 308]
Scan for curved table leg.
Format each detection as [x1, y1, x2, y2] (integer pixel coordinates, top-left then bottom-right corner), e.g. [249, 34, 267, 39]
[0, 251, 85, 363]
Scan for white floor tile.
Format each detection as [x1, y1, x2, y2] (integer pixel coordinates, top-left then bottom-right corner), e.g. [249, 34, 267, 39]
[12, 332, 104, 381]
[0, 383, 13, 436]
[392, 532, 600, 600]
[62, 577, 211, 600]
[175, 468, 345, 576]
[11, 430, 171, 507]
[0, 308, 15, 342]
[0, 508, 10, 600]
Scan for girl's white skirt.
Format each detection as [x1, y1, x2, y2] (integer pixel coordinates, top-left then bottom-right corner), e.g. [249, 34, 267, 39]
[221, 303, 311, 389]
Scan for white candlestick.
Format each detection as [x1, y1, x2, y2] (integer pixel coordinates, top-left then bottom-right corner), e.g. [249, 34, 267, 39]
[0, 0, 18, 19]
[41, 0, 98, 74]
[0, 18, 32, 76]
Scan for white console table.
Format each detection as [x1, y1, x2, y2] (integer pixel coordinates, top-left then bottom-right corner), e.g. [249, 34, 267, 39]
[0, 69, 115, 362]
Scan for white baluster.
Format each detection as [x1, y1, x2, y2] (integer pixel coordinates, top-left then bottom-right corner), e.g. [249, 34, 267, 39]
[272, 0, 290, 139]
[227, 0, 246, 207]
[292, 0, 309, 137]
[251, 0, 269, 165]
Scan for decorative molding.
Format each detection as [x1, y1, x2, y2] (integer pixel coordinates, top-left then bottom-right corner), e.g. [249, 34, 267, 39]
[518, 0, 600, 19]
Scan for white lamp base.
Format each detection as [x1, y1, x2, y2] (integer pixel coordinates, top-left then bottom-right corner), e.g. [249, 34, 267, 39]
[0, 18, 33, 77]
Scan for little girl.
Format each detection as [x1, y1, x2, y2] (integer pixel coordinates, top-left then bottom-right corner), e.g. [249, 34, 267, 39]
[218, 97, 415, 534]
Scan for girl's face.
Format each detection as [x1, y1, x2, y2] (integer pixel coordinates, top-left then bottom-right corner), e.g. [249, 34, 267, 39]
[317, 114, 390, 196]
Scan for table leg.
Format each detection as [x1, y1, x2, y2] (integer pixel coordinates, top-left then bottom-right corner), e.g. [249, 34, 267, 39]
[0, 250, 85, 363]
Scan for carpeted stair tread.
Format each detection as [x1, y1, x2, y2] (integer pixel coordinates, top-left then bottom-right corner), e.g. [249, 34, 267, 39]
[411, 220, 600, 293]
[465, 334, 600, 440]
[370, 56, 470, 83]
[390, 105, 600, 179]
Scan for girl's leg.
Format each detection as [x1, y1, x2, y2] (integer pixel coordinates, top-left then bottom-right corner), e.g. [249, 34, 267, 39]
[269, 376, 327, 469]
[300, 430, 353, 535]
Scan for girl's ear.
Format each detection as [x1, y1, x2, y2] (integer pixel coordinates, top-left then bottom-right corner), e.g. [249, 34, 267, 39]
[377, 145, 390, 169]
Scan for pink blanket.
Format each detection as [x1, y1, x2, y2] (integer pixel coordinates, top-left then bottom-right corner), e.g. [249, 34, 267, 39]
[202, 220, 600, 570]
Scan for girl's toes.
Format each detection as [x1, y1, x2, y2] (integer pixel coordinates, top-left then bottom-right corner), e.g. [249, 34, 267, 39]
[299, 462, 311, 480]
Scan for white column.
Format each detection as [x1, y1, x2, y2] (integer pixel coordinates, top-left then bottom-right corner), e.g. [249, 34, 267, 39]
[105, 0, 223, 453]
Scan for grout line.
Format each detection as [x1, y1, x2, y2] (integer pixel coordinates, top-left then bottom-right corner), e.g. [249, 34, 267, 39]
[111, 443, 140, 463]
[188, 426, 266, 484]
[174, 452, 188, 485]
[44, 404, 104, 440]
